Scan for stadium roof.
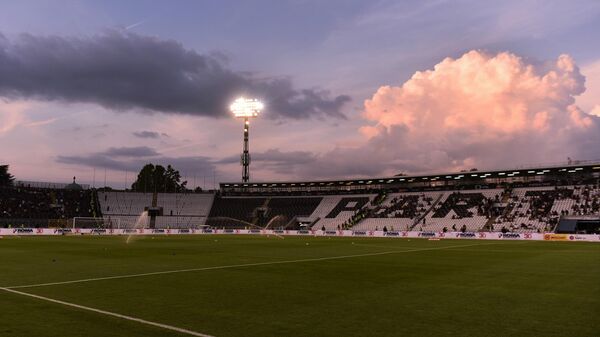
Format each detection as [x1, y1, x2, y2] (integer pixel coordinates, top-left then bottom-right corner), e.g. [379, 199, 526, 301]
[220, 161, 600, 193]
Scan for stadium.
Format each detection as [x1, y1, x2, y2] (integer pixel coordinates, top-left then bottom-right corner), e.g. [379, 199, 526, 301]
[1, 2, 600, 337]
[1, 159, 599, 337]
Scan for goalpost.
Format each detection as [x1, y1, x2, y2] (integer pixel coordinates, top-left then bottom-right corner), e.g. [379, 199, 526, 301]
[72, 217, 121, 229]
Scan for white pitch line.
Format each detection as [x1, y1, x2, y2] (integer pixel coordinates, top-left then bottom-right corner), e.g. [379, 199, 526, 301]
[0, 287, 214, 337]
[6, 242, 495, 290]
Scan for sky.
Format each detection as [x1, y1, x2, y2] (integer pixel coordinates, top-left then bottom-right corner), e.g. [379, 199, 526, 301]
[1, 0, 600, 189]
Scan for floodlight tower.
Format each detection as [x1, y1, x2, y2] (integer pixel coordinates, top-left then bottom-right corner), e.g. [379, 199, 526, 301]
[230, 97, 263, 182]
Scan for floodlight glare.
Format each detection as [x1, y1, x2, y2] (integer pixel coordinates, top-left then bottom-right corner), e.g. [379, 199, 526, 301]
[231, 97, 263, 182]
[230, 97, 263, 118]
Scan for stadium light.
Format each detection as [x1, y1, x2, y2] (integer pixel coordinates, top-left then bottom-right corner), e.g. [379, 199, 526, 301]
[230, 97, 263, 182]
[230, 97, 263, 118]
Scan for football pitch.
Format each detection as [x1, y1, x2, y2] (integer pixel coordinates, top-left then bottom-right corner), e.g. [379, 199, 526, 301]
[0, 235, 598, 337]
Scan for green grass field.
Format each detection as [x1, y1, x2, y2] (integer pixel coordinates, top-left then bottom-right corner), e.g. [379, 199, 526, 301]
[0, 235, 599, 337]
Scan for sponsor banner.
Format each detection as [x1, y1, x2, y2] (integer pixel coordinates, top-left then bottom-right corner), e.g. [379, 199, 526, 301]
[454, 232, 477, 239]
[0, 228, 598, 242]
[544, 234, 569, 241]
[419, 231, 437, 238]
[567, 234, 600, 242]
[498, 233, 521, 239]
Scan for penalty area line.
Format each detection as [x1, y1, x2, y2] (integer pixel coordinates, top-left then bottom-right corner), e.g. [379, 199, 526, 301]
[0, 287, 214, 337]
[6, 242, 495, 290]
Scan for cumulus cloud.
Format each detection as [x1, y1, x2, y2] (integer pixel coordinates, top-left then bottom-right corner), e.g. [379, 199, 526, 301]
[242, 52, 600, 181]
[356, 50, 600, 173]
[0, 30, 350, 119]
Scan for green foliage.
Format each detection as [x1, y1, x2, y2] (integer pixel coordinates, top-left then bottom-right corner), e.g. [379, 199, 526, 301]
[131, 164, 187, 192]
[0, 164, 15, 187]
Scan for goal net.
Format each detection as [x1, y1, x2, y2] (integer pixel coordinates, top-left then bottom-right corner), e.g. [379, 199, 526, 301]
[72, 217, 121, 229]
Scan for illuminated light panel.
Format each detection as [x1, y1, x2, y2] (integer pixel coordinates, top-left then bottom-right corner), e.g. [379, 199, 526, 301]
[230, 97, 263, 118]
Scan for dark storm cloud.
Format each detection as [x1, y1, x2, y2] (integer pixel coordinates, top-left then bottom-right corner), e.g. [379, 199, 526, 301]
[57, 154, 135, 171]
[0, 30, 350, 119]
[132, 130, 161, 139]
[100, 146, 159, 157]
[57, 150, 215, 177]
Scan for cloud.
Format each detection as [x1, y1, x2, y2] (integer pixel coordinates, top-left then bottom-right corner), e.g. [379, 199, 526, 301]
[0, 100, 29, 134]
[357, 50, 600, 172]
[0, 30, 350, 119]
[53, 50, 600, 182]
[217, 147, 392, 180]
[101, 146, 159, 157]
[57, 148, 215, 177]
[239, 51, 600, 181]
[133, 130, 161, 139]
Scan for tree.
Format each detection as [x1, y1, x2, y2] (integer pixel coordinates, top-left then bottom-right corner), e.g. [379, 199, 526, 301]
[0, 165, 14, 187]
[131, 164, 187, 192]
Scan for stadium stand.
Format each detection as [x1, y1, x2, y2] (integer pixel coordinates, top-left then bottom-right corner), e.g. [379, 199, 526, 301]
[206, 196, 322, 229]
[2, 163, 599, 233]
[353, 192, 440, 231]
[494, 185, 600, 233]
[98, 192, 213, 228]
[0, 186, 96, 226]
[307, 195, 375, 230]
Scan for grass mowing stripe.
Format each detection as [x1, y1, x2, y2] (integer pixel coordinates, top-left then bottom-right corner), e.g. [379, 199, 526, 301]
[6, 242, 497, 289]
[0, 287, 214, 337]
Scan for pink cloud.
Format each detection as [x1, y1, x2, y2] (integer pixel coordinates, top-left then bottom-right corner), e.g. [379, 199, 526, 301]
[364, 51, 588, 138]
[356, 50, 600, 172]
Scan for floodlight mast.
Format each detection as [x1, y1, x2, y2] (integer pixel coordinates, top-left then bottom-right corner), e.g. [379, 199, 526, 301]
[230, 98, 263, 182]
